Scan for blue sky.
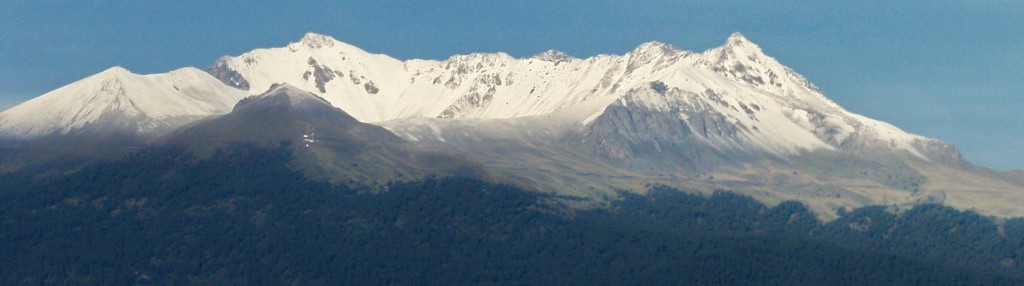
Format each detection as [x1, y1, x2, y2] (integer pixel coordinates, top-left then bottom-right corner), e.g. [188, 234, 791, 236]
[1, 1, 1021, 170]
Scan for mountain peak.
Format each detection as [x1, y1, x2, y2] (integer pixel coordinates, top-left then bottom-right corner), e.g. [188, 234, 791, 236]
[694, 32, 834, 108]
[266, 82, 305, 93]
[297, 32, 340, 49]
[95, 66, 131, 79]
[695, 32, 774, 72]
[104, 65, 130, 73]
[0, 65, 247, 139]
[265, 83, 330, 104]
[234, 83, 336, 115]
[529, 50, 576, 64]
[719, 32, 764, 55]
[726, 32, 752, 45]
[630, 41, 683, 56]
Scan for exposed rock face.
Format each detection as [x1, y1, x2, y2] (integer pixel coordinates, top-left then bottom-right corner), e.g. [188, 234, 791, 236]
[530, 50, 576, 66]
[207, 58, 251, 91]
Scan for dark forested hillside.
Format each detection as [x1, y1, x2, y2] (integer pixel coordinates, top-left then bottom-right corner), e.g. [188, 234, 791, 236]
[1, 145, 1023, 285]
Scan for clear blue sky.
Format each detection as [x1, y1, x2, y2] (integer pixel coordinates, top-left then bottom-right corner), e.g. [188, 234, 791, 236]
[1, 1, 1021, 170]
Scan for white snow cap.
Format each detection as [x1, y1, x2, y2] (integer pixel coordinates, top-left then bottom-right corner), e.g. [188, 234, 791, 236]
[0, 66, 248, 138]
[261, 82, 332, 105]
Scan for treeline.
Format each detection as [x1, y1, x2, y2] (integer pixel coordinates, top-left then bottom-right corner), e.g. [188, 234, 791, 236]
[0, 145, 1022, 284]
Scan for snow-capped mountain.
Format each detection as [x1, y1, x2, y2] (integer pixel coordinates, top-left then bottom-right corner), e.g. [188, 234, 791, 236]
[2, 32, 1018, 219]
[208, 32, 941, 160]
[0, 32, 937, 162]
[205, 32, 1021, 218]
[0, 66, 248, 140]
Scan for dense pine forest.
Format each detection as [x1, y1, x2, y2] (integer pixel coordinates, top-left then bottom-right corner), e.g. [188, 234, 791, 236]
[2, 145, 1024, 285]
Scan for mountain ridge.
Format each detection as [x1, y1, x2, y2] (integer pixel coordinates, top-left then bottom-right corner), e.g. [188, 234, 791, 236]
[0, 66, 247, 139]
[206, 32, 940, 159]
[2, 32, 1020, 219]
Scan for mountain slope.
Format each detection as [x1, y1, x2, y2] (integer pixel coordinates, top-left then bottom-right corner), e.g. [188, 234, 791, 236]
[6, 156, 1023, 284]
[0, 67, 248, 140]
[161, 83, 482, 187]
[163, 83, 398, 148]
